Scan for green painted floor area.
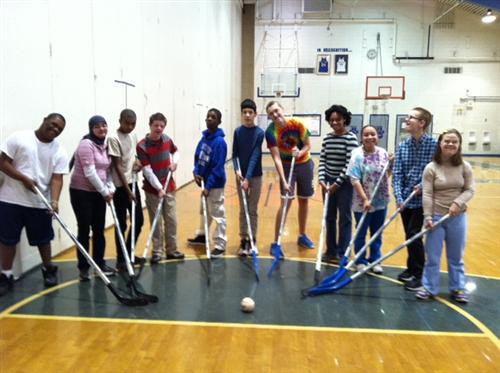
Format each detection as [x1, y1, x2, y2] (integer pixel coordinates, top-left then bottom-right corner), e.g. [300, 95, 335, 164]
[2, 258, 498, 336]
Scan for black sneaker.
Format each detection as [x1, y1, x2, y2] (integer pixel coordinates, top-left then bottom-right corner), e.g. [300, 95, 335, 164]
[397, 269, 415, 282]
[133, 256, 146, 265]
[115, 262, 128, 273]
[238, 239, 250, 257]
[150, 254, 162, 265]
[0, 273, 14, 296]
[166, 251, 185, 260]
[79, 268, 90, 282]
[321, 254, 340, 264]
[404, 278, 423, 292]
[211, 248, 225, 258]
[99, 264, 116, 276]
[187, 235, 206, 246]
[41, 265, 58, 287]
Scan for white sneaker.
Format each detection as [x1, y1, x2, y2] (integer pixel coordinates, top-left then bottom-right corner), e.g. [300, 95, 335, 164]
[371, 264, 384, 274]
[356, 264, 367, 272]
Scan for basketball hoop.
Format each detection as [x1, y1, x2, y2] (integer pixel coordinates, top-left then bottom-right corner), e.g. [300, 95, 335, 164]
[275, 90, 283, 98]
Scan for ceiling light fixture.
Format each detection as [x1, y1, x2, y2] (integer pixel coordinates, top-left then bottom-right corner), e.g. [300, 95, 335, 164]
[481, 9, 496, 24]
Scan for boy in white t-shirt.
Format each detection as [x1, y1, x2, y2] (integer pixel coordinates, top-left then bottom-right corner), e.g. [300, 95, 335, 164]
[108, 109, 144, 271]
[0, 113, 69, 296]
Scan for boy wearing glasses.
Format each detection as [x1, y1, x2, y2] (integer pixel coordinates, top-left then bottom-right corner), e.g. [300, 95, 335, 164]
[392, 107, 437, 291]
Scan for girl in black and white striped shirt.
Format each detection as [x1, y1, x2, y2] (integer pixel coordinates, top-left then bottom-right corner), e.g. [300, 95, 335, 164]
[319, 105, 358, 262]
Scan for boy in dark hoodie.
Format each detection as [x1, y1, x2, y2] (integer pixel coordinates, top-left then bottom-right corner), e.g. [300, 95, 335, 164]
[188, 108, 227, 258]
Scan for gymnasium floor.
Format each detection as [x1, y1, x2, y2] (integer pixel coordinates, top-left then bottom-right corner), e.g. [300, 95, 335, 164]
[0, 155, 499, 372]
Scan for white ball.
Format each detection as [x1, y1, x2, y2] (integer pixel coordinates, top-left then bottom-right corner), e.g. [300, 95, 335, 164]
[240, 297, 255, 313]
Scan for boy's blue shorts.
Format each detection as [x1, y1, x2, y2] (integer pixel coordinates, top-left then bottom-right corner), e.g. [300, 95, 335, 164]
[0, 201, 54, 246]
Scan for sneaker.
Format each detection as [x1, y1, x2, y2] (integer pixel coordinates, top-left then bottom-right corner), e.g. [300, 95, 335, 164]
[150, 254, 162, 264]
[79, 268, 90, 282]
[450, 290, 469, 304]
[211, 248, 225, 258]
[397, 269, 415, 283]
[99, 264, 116, 276]
[269, 244, 285, 260]
[404, 278, 423, 292]
[371, 264, 384, 274]
[238, 239, 250, 257]
[133, 256, 146, 265]
[297, 234, 315, 249]
[416, 288, 433, 300]
[41, 264, 58, 287]
[187, 234, 206, 246]
[0, 273, 14, 296]
[356, 264, 367, 272]
[116, 261, 128, 273]
[321, 254, 340, 264]
[166, 251, 185, 260]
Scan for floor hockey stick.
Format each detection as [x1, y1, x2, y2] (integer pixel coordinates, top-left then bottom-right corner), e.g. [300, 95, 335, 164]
[35, 187, 147, 306]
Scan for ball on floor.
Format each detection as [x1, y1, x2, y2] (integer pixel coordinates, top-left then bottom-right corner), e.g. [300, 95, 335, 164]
[240, 297, 255, 313]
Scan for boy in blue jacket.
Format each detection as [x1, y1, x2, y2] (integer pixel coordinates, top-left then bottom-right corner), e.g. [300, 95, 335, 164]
[188, 108, 228, 257]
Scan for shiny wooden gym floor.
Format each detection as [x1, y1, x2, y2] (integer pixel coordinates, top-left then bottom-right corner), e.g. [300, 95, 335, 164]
[1, 155, 499, 372]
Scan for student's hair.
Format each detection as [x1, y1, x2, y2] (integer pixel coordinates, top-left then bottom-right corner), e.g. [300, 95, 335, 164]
[433, 129, 463, 166]
[412, 107, 432, 129]
[265, 100, 283, 112]
[46, 113, 66, 124]
[208, 108, 222, 123]
[324, 104, 351, 126]
[361, 124, 378, 136]
[241, 99, 257, 113]
[149, 112, 167, 125]
[120, 109, 136, 121]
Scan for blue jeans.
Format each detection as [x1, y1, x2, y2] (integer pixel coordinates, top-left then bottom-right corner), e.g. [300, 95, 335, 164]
[353, 209, 387, 265]
[325, 181, 353, 256]
[422, 214, 467, 295]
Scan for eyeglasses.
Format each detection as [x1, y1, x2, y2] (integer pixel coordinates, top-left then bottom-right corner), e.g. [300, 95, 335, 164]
[406, 115, 422, 121]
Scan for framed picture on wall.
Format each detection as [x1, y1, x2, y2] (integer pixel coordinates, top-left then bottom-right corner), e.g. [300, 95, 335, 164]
[349, 114, 364, 141]
[316, 54, 331, 75]
[395, 114, 434, 147]
[368, 114, 389, 149]
[334, 54, 348, 74]
[293, 114, 322, 137]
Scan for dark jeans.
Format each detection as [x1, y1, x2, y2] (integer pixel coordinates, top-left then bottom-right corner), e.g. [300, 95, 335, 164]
[113, 183, 144, 263]
[70, 188, 107, 270]
[325, 180, 353, 257]
[401, 207, 425, 278]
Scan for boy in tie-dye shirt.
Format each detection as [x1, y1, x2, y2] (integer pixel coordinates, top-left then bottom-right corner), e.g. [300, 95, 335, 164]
[265, 101, 315, 252]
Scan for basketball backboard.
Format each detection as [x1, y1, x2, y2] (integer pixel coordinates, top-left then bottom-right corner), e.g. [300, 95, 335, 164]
[257, 67, 300, 98]
[365, 76, 405, 100]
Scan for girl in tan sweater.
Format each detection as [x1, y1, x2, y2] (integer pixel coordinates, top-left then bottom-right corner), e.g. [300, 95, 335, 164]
[416, 129, 475, 303]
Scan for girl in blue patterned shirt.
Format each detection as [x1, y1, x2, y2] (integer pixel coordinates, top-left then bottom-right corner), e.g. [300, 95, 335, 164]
[347, 125, 391, 273]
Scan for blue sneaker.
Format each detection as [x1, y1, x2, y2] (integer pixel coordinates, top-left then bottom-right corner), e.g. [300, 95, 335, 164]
[269, 244, 285, 260]
[297, 234, 315, 249]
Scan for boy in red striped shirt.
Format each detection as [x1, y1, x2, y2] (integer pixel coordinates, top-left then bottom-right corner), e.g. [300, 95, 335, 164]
[136, 112, 185, 263]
